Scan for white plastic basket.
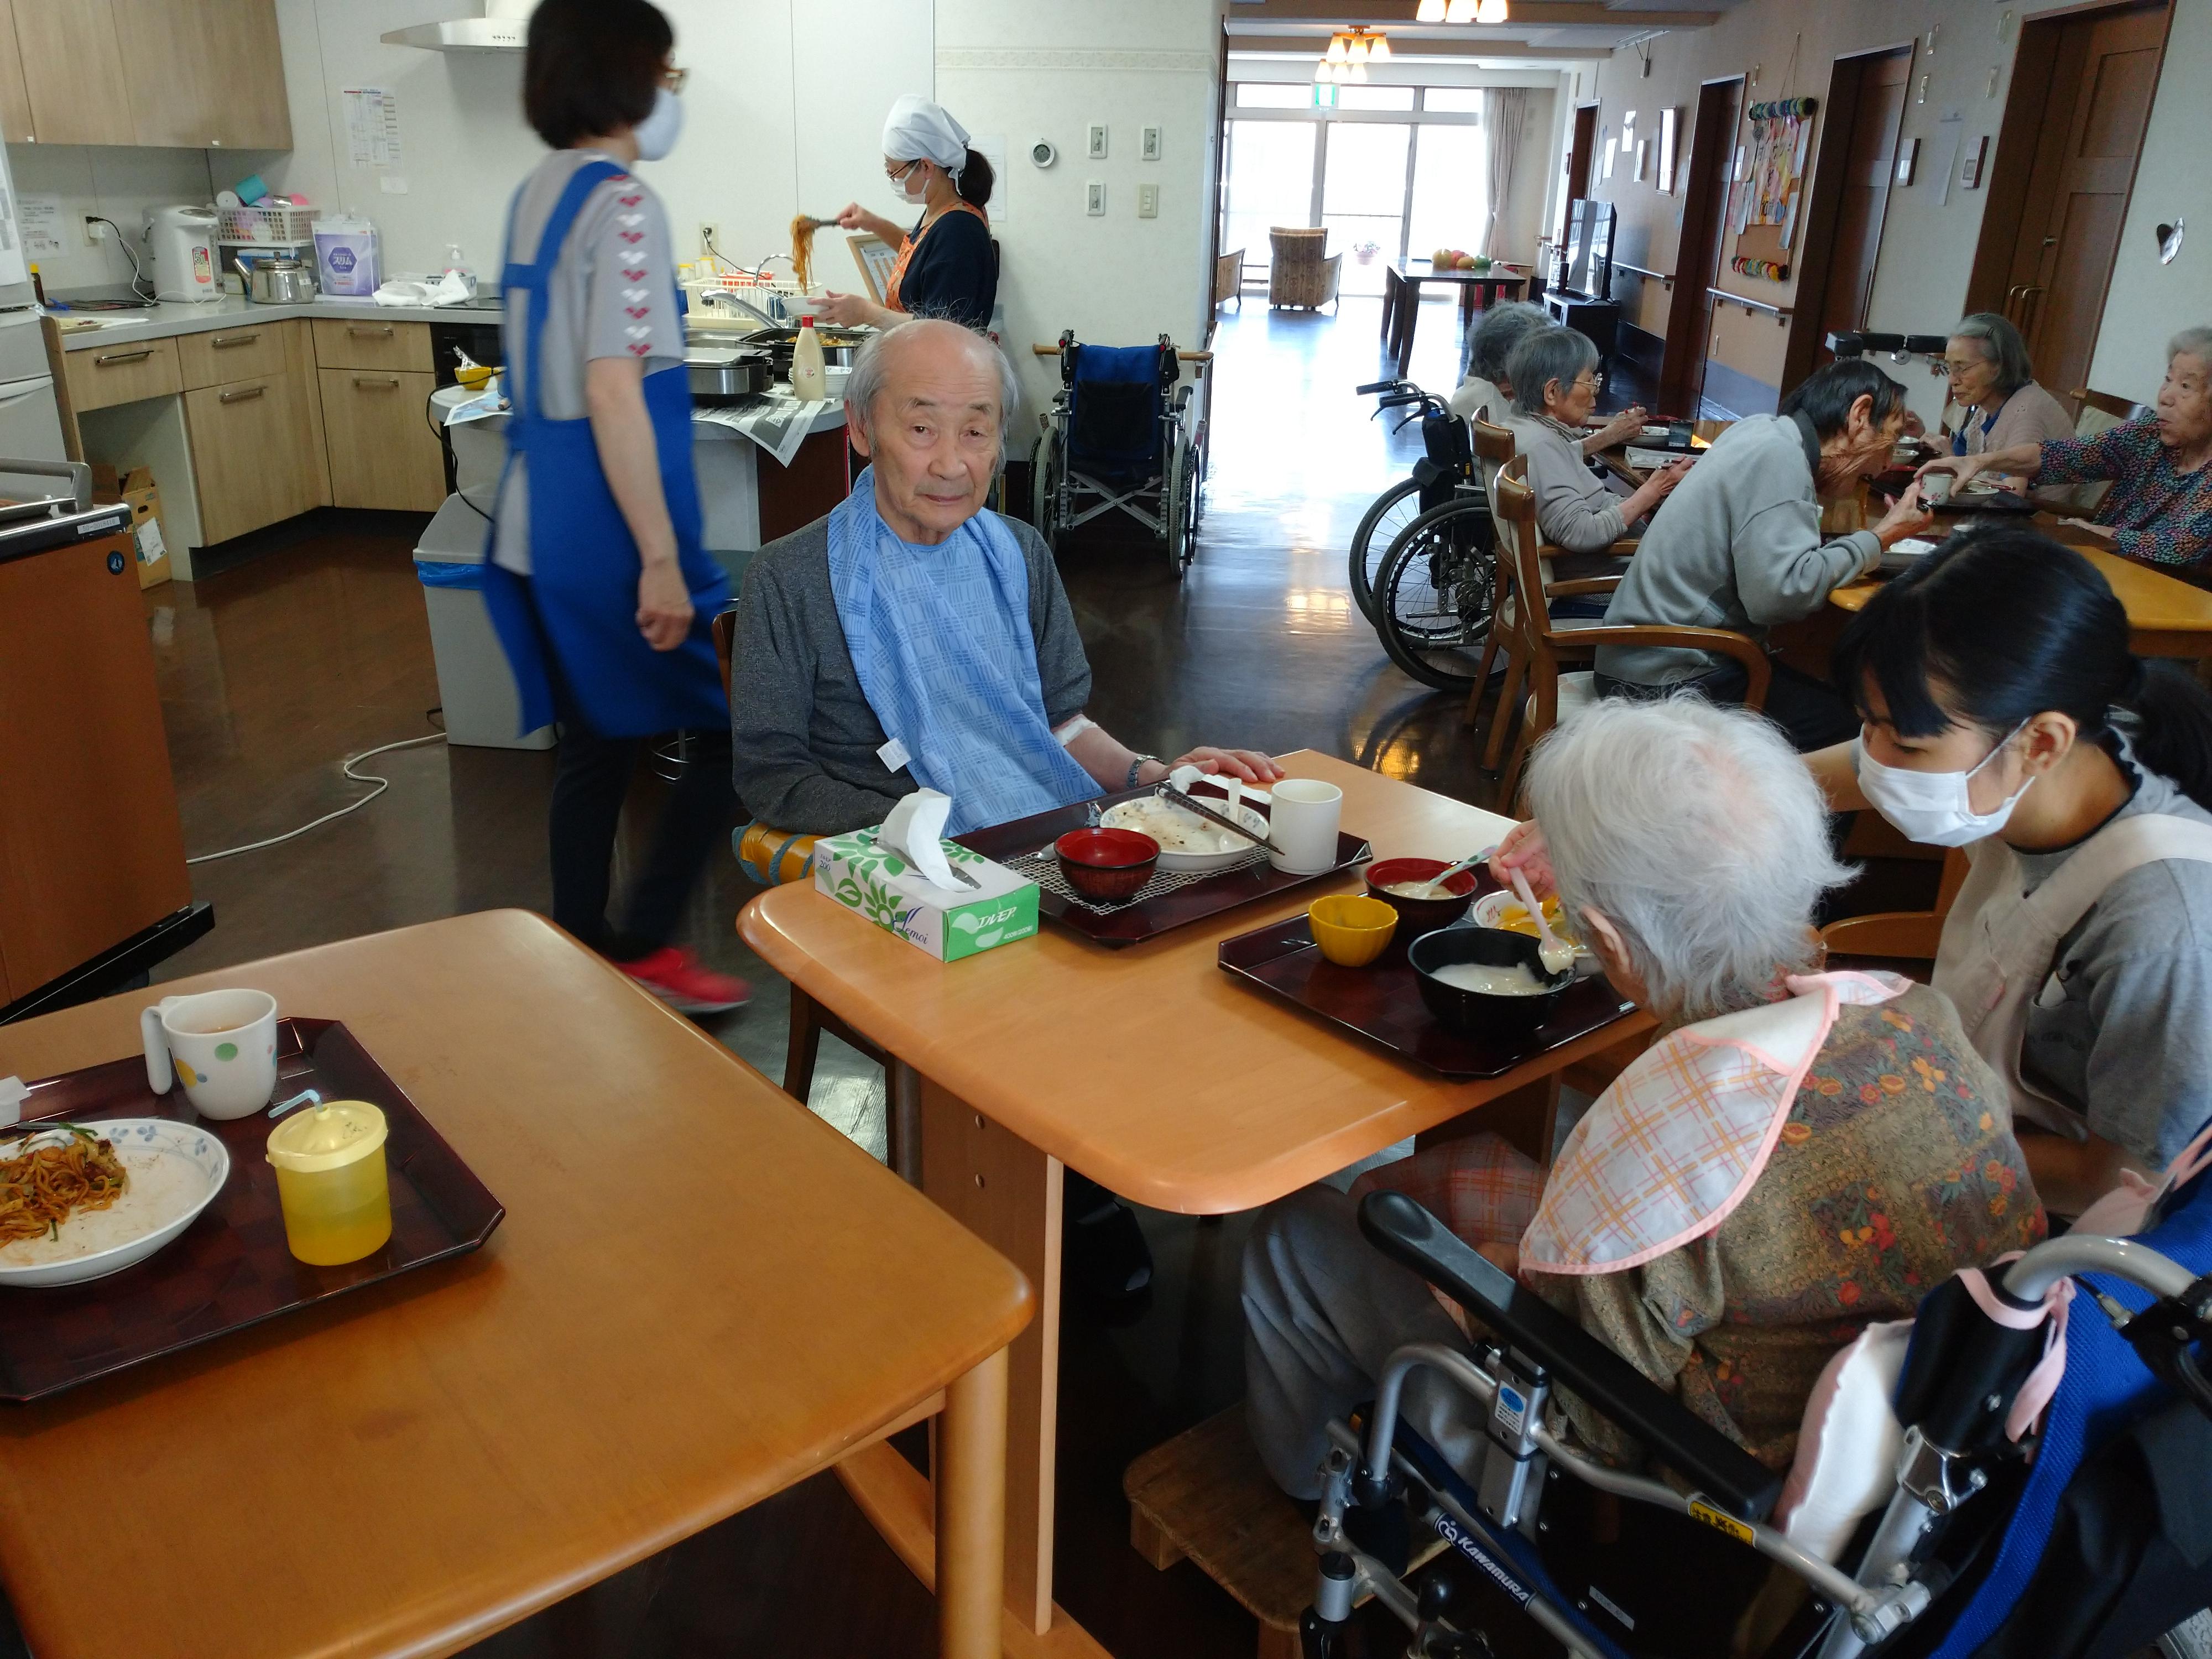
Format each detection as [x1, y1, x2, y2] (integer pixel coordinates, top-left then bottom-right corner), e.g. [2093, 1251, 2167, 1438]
[215, 204, 319, 244]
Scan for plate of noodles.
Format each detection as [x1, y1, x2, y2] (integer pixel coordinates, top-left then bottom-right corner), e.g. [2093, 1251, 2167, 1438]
[0, 1120, 229, 1288]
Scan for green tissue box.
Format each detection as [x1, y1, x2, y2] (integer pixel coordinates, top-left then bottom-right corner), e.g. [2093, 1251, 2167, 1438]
[813, 827, 1040, 961]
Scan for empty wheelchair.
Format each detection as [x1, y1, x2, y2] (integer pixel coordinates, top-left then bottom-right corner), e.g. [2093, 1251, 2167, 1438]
[1031, 330, 1210, 574]
[1298, 1157, 2212, 1659]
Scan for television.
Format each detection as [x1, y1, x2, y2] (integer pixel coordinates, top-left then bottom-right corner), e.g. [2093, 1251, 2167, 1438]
[1557, 199, 1616, 301]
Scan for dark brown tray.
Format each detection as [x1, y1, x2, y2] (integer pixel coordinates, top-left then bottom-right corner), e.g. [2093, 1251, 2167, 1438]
[0, 1018, 503, 1403]
[953, 781, 1372, 947]
[1217, 910, 1637, 1080]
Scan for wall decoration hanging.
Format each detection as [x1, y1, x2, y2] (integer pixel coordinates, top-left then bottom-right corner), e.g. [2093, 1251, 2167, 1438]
[1729, 255, 1790, 281]
[1735, 95, 1819, 247]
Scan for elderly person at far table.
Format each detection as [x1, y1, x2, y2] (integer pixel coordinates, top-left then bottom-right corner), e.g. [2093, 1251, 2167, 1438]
[1505, 325, 1690, 557]
[1921, 325, 2212, 582]
[1595, 357, 1933, 751]
[1241, 698, 2043, 1496]
[1447, 301, 1644, 453]
[1941, 312, 2075, 461]
[728, 317, 1281, 838]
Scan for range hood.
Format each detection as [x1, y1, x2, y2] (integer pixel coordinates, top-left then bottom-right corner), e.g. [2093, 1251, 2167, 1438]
[382, 0, 536, 53]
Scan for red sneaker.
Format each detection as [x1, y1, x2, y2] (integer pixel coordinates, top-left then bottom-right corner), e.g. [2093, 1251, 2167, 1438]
[619, 947, 752, 1015]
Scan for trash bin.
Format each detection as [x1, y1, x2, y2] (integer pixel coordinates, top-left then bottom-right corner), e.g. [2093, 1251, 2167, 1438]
[414, 494, 555, 751]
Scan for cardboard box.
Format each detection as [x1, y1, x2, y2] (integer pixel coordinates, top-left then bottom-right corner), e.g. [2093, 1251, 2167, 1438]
[92, 463, 171, 589]
[813, 827, 1040, 962]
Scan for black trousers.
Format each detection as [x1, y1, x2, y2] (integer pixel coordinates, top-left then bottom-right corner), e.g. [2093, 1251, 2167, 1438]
[1594, 656, 1860, 753]
[528, 586, 735, 961]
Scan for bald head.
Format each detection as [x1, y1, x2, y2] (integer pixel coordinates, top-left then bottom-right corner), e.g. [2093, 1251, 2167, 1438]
[848, 317, 1018, 544]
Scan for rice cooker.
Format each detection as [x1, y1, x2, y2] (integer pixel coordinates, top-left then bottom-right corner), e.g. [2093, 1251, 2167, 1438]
[146, 205, 220, 303]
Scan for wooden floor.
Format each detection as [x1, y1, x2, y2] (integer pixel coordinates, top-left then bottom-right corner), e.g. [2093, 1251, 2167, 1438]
[61, 296, 1913, 1659]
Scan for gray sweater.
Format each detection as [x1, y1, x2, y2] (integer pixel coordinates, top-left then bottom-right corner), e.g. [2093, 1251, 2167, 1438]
[1596, 412, 1882, 685]
[1514, 413, 1632, 553]
[728, 510, 1092, 834]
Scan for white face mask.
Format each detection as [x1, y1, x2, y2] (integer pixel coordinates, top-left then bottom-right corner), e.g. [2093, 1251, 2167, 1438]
[890, 161, 930, 206]
[1856, 721, 2034, 848]
[633, 87, 683, 161]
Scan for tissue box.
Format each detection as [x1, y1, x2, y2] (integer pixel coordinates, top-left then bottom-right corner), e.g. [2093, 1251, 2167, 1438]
[813, 828, 1039, 961]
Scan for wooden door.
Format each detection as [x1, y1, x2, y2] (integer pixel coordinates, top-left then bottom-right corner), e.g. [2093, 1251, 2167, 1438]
[184, 373, 314, 545]
[11, 0, 131, 146]
[110, 0, 289, 150]
[320, 369, 446, 512]
[1660, 78, 1742, 416]
[1821, 50, 1912, 342]
[1562, 103, 1598, 241]
[2002, 3, 2169, 400]
[0, 0, 34, 144]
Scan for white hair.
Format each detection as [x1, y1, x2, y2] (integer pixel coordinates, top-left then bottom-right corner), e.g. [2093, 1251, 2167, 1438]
[1524, 697, 1851, 1021]
[846, 316, 1020, 449]
[2169, 326, 2212, 374]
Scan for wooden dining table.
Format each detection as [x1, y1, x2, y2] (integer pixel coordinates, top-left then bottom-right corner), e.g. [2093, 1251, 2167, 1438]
[1383, 258, 1527, 378]
[0, 911, 1033, 1659]
[738, 752, 1652, 1654]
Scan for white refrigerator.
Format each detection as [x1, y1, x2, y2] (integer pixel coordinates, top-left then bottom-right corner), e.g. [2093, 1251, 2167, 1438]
[0, 142, 71, 466]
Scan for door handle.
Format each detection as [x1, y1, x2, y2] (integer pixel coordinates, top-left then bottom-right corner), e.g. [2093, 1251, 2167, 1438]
[347, 325, 396, 339]
[93, 348, 154, 366]
[353, 375, 401, 389]
[211, 332, 260, 348]
[218, 385, 267, 403]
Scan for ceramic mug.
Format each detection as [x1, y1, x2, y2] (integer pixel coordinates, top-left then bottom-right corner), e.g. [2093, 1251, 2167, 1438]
[1268, 779, 1345, 875]
[142, 989, 279, 1120]
[1921, 469, 1955, 505]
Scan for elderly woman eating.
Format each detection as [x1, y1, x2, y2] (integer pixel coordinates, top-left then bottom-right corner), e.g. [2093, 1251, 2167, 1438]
[1449, 302, 1643, 455]
[1941, 312, 2074, 460]
[1505, 325, 1690, 556]
[1922, 325, 2212, 581]
[1242, 698, 2043, 1495]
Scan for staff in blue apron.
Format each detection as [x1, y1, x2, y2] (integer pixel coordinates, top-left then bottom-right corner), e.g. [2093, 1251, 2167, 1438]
[482, 0, 748, 1015]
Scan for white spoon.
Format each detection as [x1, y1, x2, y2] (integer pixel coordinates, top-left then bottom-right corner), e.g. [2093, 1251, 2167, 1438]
[1509, 867, 1575, 977]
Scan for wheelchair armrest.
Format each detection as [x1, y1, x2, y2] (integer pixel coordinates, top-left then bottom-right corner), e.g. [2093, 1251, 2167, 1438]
[1358, 1190, 1783, 1522]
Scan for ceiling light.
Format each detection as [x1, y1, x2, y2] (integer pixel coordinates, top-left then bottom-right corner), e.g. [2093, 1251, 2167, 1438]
[1473, 0, 1509, 19]
[1324, 33, 1348, 62]
[1416, 0, 1445, 18]
[1444, 0, 1476, 20]
[1369, 34, 1391, 60]
[1313, 58, 1329, 81]
[1348, 61, 1369, 81]
[1345, 35, 1369, 63]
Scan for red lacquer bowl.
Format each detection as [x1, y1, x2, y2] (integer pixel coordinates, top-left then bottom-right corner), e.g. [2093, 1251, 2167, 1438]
[1053, 827, 1161, 901]
[1365, 857, 1479, 933]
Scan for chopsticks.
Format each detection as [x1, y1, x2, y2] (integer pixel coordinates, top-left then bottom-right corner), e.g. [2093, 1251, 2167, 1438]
[1157, 784, 1282, 856]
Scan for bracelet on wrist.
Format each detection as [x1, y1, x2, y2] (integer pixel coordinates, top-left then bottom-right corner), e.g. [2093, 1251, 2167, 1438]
[1125, 755, 1159, 791]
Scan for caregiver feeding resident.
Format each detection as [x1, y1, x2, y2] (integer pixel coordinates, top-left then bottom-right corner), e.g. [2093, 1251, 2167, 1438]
[482, 0, 749, 1015]
[816, 96, 999, 333]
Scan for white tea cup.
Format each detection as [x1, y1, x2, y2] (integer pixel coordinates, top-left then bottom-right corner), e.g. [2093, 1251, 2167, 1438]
[141, 989, 279, 1120]
[1920, 469, 1955, 505]
[1268, 779, 1344, 875]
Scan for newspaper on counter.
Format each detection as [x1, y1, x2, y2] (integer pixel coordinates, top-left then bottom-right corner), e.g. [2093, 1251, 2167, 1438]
[692, 395, 841, 468]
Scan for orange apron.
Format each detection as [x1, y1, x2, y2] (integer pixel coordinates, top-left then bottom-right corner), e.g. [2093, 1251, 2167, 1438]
[883, 199, 988, 314]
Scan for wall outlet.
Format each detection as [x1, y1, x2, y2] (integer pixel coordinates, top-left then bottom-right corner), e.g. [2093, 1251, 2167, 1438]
[1136, 183, 1159, 219]
[81, 215, 105, 245]
[1086, 123, 1108, 161]
[1140, 125, 1161, 161]
[698, 222, 724, 261]
[1086, 181, 1106, 217]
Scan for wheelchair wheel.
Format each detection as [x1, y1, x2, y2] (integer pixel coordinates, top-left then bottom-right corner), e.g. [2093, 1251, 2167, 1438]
[1348, 476, 1424, 624]
[1372, 497, 1496, 690]
[1166, 439, 1201, 576]
[1030, 430, 1063, 554]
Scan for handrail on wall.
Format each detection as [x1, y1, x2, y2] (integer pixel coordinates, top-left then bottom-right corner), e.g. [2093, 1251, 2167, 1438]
[1708, 288, 1792, 324]
[1613, 260, 1673, 286]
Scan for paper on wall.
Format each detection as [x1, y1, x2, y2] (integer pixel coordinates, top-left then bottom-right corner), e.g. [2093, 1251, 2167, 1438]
[969, 132, 1009, 225]
[1931, 115, 1964, 208]
[17, 195, 61, 259]
[345, 88, 402, 168]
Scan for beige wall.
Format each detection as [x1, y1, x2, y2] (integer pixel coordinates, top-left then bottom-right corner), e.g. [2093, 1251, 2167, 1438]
[1573, 0, 2210, 415]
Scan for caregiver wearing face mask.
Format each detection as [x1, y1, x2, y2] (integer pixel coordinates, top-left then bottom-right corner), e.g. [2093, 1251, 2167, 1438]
[816, 95, 998, 332]
[481, 0, 749, 1016]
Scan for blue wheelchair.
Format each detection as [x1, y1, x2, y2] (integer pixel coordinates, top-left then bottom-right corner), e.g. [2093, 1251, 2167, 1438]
[1030, 330, 1210, 575]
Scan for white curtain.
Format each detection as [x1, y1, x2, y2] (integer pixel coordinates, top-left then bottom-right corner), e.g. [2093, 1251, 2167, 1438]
[1483, 88, 1529, 259]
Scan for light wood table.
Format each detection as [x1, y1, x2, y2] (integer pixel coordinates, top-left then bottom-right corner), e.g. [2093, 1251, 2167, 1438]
[0, 911, 1031, 1659]
[739, 752, 1653, 1652]
[1384, 259, 1527, 378]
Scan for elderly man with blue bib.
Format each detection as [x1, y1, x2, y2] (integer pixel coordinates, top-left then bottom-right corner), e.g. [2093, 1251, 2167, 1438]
[730, 316, 1278, 838]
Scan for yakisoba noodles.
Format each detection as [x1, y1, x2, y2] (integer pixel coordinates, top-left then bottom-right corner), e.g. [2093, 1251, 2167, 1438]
[789, 215, 817, 290]
[0, 1128, 129, 1243]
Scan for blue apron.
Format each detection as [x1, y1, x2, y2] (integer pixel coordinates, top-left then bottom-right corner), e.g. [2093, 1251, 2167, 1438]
[481, 158, 729, 739]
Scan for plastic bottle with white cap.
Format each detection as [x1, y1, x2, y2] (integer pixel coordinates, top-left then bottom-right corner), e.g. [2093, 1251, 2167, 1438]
[790, 313, 827, 403]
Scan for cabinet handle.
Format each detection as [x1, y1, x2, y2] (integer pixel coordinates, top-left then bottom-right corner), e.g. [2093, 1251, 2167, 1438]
[353, 375, 401, 389]
[211, 332, 260, 348]
[347, 325, 396, 339]
[93, 348, 154, 366]
[219, 385, 267, 404]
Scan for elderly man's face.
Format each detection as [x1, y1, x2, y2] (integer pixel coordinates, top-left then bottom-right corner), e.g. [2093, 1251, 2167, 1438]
[855, 328, 1003, 545]
[1815, 394, 1908, 496]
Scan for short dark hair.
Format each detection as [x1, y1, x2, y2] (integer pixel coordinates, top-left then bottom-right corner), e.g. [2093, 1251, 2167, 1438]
[524, 0, 672, 150]
[955, 148, 995, 211]
[1779, 357, 1909, 439]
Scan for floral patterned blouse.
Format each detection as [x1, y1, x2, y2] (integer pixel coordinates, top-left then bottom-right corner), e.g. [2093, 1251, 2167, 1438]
[2036, 419, 2212, 580]
[1543, 981, 2046, 1470]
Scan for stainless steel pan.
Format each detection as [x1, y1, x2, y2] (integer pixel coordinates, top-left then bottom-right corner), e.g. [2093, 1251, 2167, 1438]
[686, 347, 773, 400]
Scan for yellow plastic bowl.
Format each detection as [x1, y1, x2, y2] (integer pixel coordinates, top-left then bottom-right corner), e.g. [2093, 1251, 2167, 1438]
[1308, 894, 1399, 967]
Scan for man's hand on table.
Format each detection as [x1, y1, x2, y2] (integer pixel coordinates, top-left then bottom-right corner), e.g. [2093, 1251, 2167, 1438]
[1167, 747, 1286, 785]
[1874, 480, 1934, 547]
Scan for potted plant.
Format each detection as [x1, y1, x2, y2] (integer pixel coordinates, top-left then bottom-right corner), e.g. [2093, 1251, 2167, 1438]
[1352, 239, 1381, 265]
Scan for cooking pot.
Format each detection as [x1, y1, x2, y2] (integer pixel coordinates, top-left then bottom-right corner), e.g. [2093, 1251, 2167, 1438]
[686, 346, 773, 401]
[737, 326, 869, 370]
[247, 255, 318, 304]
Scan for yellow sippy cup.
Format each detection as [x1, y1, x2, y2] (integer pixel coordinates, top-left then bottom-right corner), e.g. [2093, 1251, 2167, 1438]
[267, 1100, 392, 1266]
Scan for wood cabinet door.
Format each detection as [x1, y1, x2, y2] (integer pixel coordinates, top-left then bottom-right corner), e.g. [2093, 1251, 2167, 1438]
[311, 319, 436, 374]
[184, 373, 313, 545]
[110, 0, 289, 150]
[11, 0, 131, 145]
[62, 337, 182, 414]
[0, 0, 34, 144]
[320, 368, 445, 511]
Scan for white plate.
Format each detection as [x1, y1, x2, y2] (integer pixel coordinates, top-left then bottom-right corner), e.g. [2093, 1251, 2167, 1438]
[1880, 535, 1942, 574]
[0, 1120, 229, 1288]
[1100, 796, 1272, 873]
[1639, 424, 1674, 442]
[1469, 891, 1601, 975]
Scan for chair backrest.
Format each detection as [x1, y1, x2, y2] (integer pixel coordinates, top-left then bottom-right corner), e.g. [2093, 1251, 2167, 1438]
[2072, 385, 2151, 438]
[1492, 456, 1559, 661]
[1067, 339, 1172, 473]
[1213, 248, 1244, 305]
[1269, 226, 1327, 269]
[1470, 411, 1516, 499]
[712, 606, 738, 695]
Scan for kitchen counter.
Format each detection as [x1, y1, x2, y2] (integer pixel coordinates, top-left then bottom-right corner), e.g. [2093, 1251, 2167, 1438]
[53, 294, 502, 349]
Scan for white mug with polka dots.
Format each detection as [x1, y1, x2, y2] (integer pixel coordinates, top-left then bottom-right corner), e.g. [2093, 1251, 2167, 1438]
[140, 989, 279, 1120]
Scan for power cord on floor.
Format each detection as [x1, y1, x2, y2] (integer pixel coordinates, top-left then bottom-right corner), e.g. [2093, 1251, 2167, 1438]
[185, 733, 448, 865]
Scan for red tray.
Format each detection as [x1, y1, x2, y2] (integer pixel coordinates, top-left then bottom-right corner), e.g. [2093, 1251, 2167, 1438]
[0, 1018, 503, 1403]
[953, 781, 1373, 948]
[1217, 910, 1637, 1080]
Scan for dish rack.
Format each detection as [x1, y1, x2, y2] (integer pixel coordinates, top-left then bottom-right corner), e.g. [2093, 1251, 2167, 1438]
[216, 203, 319, 244]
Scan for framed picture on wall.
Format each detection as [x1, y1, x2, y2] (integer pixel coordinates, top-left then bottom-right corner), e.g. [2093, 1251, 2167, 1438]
[1658, 107, 1680, 193]
[1633, 140, 1648, 183]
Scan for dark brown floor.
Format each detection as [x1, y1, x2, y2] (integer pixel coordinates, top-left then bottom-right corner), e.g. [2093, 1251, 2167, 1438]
[111, 297, 1902, 1659]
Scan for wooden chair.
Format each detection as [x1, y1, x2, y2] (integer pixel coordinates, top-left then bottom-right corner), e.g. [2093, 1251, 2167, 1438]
[713, 607, 915, 1178]
[1213, 248, 1245, 309]
[1489, 456, 1770, 808]
[1818, 848, 1971, 964]
[1267, 227, 1341, 311]
[2064, 387, 2151, 515]
[1458, 410, 1519, 716]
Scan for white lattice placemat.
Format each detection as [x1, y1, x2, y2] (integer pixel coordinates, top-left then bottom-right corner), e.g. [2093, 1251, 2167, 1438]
[1004, 846, 1269, 915]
